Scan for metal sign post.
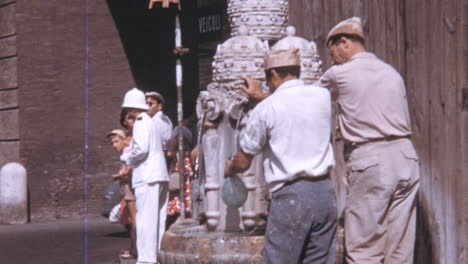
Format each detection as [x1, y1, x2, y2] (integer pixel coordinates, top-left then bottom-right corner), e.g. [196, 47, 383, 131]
[175, 15, 188, 219]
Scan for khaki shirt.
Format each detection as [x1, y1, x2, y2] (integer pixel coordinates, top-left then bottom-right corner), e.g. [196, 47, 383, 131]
[315, 52, 412, 143]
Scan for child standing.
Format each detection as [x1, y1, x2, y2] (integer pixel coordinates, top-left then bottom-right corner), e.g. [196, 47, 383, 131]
[107, 128, 137, 259]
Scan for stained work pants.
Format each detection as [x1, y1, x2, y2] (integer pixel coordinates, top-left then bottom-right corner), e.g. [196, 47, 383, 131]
[262, 177, 337, 264]
[344, 138, 420, 264]
[135, 182, 168, 264]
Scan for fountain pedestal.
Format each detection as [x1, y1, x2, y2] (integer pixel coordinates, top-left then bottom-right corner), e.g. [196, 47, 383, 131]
[159, 219, 264, 264]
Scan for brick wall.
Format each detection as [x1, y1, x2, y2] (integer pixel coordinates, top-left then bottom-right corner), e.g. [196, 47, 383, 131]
[0, 1, 19, 168]
[16, 0, 135, 220]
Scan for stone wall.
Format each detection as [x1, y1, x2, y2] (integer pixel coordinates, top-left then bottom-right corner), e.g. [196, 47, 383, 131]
[15, 0, 135, 220]
[0, 1, 19, 168]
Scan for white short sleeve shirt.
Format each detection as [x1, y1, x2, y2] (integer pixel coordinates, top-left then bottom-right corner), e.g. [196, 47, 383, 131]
[240, 79, 335, 192]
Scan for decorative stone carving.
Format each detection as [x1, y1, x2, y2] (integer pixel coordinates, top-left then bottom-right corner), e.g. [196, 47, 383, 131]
[271, 26, 323, 83]
[196, 25, 270, 232]
[227, 0, 288, 41]
[212, 26, 269, 83]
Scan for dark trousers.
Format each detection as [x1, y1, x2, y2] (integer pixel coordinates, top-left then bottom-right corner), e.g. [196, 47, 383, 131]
[262, 177, 337, 264]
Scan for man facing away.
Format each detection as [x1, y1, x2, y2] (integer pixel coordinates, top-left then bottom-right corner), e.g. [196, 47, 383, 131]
[145, 91, 173, 152]
[316, 17, 420, 264]
[224, 49, 337, 264]
[120, 88, 169, 264]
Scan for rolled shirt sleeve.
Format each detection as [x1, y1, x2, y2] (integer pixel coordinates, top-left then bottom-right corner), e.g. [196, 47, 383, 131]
[239, 107, 268, 155]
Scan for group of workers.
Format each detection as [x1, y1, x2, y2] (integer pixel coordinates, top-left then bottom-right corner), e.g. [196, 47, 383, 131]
[225, 17, 420, 264]
[108, 16, 420, 264]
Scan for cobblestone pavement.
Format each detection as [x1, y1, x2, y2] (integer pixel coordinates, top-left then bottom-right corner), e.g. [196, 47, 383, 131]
[0, 216, 129, 264]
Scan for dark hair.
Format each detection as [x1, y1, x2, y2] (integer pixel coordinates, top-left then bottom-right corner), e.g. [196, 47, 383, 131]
[328, 33, 364, 46]
[120, 108, 129, 129]
[265, 65, 301, 80]
[154, 96, 164, 105]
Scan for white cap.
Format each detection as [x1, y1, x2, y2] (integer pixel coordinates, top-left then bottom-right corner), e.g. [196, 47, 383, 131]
[145, 91, 165, 105]
[106, 129, 126, 139]
[122, 88, 149, 110]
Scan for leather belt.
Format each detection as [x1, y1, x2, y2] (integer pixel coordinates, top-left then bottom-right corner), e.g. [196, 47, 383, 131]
[344, 135, 411, 158]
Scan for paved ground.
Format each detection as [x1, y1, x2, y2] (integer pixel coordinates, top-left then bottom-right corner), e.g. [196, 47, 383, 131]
[0, 216, 130, 264]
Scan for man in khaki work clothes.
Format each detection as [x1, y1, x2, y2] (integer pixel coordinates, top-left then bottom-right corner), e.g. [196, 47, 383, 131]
[315, 17, 420, 263]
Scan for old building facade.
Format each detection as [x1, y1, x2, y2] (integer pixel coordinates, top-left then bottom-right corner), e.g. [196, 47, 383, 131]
[0, 0, 466, 263]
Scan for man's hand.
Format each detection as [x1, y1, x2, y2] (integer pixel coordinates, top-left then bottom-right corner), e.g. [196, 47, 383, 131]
[173, 46, 189, 57]
[224, 151, 254, 178]
[112, 166, 132, 181]
[112, 173, 123, 181]
[224, 160, 234, 178]
[239, 76, 271, 102]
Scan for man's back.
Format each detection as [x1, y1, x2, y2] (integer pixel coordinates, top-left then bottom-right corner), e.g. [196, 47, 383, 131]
[241, 79, 335, 191]
[125, 112, 168, 188]
[317, 52, 412, 143]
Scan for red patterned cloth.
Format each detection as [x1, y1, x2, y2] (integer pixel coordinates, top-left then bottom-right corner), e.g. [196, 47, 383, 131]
[167, 157, 193, 216]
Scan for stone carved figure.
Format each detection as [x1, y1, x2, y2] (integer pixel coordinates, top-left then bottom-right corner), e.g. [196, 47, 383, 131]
[272, 26, 323, 83]
[197, 26, 270, 231]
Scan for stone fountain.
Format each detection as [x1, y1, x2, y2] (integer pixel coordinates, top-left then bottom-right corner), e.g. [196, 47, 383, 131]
[158, 1, 323, 263]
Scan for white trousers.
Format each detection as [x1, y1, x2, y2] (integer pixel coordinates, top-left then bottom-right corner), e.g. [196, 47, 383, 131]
[135, 182, 168, 264]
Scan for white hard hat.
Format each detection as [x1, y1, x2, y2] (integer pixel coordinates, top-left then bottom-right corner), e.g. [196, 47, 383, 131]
[122, 88, 149, 110]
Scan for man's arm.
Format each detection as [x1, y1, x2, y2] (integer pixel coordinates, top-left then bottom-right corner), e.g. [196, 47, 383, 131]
[224, 150, 254, 178]
[314, 67, 338, 101]
[112, 165, 132, 181]
[121, 117, 150, 165]
[239, 76, 271, 102]
[162, 116, 173, 149]
[224, 106, 267, 178]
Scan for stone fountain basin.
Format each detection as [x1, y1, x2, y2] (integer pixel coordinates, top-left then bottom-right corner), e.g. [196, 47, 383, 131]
[159, 218, 264, 264]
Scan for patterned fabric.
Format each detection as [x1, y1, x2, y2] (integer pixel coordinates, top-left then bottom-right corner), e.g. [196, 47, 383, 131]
[167, 157, 193, 216]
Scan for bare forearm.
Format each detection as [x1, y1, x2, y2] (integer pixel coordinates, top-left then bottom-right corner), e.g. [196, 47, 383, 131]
[224, 150, 254, 177]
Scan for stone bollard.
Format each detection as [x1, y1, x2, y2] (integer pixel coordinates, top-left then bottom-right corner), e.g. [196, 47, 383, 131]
[0, 162, 28, 224]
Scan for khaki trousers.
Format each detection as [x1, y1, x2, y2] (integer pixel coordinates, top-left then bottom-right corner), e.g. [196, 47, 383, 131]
[344, 138, 419, 264]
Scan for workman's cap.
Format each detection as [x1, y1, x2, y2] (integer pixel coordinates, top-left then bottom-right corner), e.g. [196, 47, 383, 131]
[145, 91, 165, 105]
[106, 129, 126, 139]
[326, 17, 364, 44]
[122, 88, 149, 110]
[265, 48, 300, 70]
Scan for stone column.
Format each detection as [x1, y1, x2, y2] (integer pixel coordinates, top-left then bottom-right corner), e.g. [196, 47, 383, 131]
[203, 121, 221, 231]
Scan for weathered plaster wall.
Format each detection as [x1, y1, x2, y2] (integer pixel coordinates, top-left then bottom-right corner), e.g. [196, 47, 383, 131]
[16, 0, 134, 219]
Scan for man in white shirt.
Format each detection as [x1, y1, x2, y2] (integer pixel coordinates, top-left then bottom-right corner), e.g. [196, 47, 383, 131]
[120, 88, 169, 264]
[316, 17, 420, 264]
[145, 91, 173, 152]
[224, 49, 337, 264]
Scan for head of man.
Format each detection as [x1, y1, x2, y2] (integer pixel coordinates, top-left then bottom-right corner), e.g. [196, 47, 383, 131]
[326, 17, 366, 65]
[145, 92, 165, 117]
[264, 49, 301, 92]
[120, 108, 136, 130]
[107, 130, 127, 152]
